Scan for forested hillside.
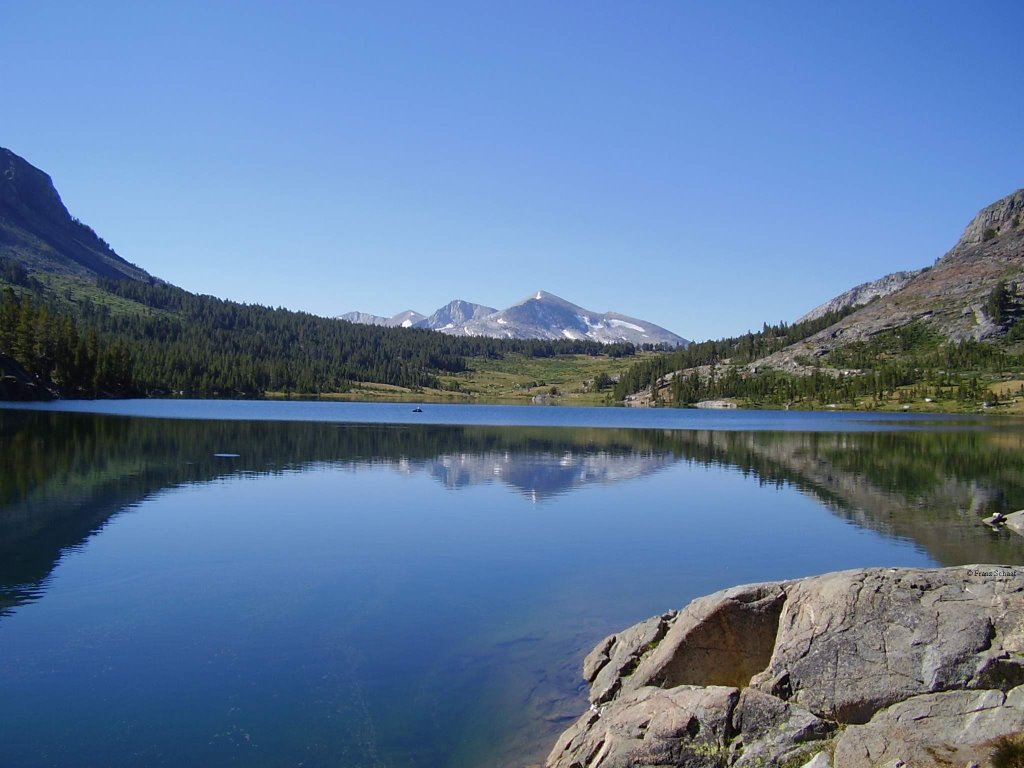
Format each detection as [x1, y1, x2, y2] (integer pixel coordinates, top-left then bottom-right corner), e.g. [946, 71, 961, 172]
[615, 305, 1024, 410]
[0, 256, 630, 398]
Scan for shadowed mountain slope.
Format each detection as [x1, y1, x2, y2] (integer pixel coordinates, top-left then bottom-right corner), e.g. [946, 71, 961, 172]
[0, 148, 149, 282]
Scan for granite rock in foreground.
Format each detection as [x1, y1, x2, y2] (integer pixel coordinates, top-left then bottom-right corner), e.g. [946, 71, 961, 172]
[546, 566, 1024, 768]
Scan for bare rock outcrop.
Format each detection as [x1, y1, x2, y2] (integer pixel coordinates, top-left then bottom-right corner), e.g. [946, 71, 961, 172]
[545, 565, 1024, 768]
[950, 188, 1024, 252]
[752, 189, 1024, 373]
[832, 686, 1024, 767]
[796, 270, 922, 324]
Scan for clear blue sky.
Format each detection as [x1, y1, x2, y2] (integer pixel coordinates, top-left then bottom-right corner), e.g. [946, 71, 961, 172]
[3, 1, 1022, 341]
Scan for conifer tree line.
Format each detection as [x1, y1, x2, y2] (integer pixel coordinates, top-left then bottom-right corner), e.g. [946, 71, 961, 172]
[0, 258, 634, 397]
[655, 361, 1003, 408]
[611, 308, 860, 401]
[0, 287, 133, 395]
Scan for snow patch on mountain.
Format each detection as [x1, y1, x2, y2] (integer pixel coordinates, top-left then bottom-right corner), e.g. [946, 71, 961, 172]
[608, 318, 645, 333]
[338, 309, 426, 328]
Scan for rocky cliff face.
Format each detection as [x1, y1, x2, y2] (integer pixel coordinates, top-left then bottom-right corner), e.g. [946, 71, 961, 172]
[419, 299, 498, 330]
[0, 147, 149, 281]
[546, 566, 1024, 768]
[948, 189, 1024, 252]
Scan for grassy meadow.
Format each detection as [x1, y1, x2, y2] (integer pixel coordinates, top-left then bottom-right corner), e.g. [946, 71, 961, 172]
[268, 352, 654, 405]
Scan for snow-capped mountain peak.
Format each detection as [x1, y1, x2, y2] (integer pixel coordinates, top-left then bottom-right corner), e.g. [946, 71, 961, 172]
[420, 299, 498, 331]
[337, 291, 688, 346]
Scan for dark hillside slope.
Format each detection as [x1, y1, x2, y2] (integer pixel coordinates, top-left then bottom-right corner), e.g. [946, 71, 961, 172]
[1, 147, 149, 281]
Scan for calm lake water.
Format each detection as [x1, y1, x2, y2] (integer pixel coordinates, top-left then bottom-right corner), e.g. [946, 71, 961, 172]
[1, 401, 1023, 767]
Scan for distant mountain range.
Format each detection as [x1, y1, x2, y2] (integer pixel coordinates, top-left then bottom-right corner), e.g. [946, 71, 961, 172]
[340, 291, 689, 347]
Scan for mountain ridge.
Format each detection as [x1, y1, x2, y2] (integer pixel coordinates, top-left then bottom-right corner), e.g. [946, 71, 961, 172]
[340, 290, 689, 347]
[796, 269, 923, 324]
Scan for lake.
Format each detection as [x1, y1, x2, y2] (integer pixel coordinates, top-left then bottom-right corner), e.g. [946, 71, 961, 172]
[1, 401, 1023, 767]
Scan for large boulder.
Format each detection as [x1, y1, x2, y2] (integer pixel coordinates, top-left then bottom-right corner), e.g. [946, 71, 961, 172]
[547, 685, 739, 768]
[546, 685, 835, 768]
[748, 567, 1024, 723]
[546, 565, 1024, 768]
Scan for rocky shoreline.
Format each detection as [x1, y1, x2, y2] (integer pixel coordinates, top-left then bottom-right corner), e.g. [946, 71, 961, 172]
[545, 565, 1024, 768]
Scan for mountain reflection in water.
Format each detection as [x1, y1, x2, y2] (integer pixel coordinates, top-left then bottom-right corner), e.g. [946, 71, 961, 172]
[422, 450, 676, 500]
[3, 409, 1023, 619]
